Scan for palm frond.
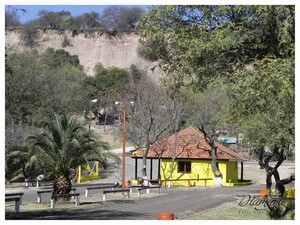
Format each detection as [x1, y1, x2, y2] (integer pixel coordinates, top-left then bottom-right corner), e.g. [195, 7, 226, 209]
[21, 113, 119, 178]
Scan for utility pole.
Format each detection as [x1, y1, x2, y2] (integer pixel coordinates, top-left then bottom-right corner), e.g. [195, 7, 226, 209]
[121, 105, 126, 193]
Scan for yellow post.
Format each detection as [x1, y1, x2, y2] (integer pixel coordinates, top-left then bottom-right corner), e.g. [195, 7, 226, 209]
[95, 161, 99, 177]
[78, 165, 81, 184]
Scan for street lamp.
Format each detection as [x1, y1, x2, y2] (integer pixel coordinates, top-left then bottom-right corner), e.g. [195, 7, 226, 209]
[115, 101, 134, 193]
[88, 99, 97, 131]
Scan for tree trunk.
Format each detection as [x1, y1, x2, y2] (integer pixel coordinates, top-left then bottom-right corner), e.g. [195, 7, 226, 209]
[142, 155, 147, 177]
[104, 112, 108, 132]
[142, 143, 151, 177]
[52, 174, 72, 197]
[210, 145, 221, 177]
[198, 126, 221, 177]
[141, 143, 152, 186]
[276, 175, 295, 196]
[256, 146, 286, 194]
[197, 126, 222, 186]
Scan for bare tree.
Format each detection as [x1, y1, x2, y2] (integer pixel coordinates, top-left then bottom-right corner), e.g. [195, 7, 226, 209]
[99, 6, 144, 33]
[5, 8, 21, 28]
[185, 80, 231, 185]
[126, 78, 177, 177]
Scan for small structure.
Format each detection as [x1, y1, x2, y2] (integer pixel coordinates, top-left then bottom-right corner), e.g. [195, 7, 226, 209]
[76, 161, 99, 183]
[131, 127, 248, 187]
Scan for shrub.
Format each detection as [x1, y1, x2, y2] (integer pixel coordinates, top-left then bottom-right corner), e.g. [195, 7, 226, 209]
[61, 35, 71, 48]
[20, 25, 39, 47]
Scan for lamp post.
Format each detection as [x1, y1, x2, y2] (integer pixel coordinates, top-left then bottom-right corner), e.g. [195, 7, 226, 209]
[88, 99, 97, 131]
[115, 101, 134, 193]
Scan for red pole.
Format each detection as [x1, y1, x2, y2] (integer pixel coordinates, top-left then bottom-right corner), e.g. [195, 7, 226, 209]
[122, 106, 126, 194]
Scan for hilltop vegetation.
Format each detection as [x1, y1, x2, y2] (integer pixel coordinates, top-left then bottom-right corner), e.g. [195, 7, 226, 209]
[6, 6, 145, 32]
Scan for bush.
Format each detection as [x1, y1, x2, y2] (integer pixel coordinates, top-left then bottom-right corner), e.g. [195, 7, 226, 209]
[20, 25, 39, 47]
[61, 35, 71, 48]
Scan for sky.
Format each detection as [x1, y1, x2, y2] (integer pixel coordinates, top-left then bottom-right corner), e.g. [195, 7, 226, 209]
[4, 0, 298, 24]
[5, 5, 151, 24]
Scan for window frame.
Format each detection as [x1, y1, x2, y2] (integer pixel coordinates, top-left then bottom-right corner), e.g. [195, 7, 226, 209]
[177, 161, 192, 174]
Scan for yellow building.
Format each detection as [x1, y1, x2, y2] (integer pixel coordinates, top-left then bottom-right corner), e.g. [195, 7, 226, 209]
[131, 127, 248, 187]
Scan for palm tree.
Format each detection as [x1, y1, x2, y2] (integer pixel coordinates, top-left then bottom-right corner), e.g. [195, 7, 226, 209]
[25, 113, 120, 195]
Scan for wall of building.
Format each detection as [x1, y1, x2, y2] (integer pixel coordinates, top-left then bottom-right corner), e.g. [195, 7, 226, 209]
[160, 159, 238, 187]
[218, 161, 238, 184]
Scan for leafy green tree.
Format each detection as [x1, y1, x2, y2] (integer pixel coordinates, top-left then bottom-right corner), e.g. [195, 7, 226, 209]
[41, 48, 81, 69]
[20, 23, 39, 47]
[227, 57, 294, 192]
[34, 65, 89, 119]
[137, 5, 295, 189]
[228, 58, 294, 148]
[89, 64, 131, 105]
[130, 64, 144, 81]
[73, 12, 101, 30]
[5, 122, 37, 181]
[59, 16, 75, 29]
[6, 51, 43, 123]
[137, 5, 295, 89]
[24, 113, 120, 195]
[83, 64, 144, 112]
[37, 10, 71, 28]
[5, 49, 88, 125]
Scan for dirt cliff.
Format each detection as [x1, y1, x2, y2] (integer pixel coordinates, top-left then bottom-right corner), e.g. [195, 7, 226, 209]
[5, 28, 162, 79]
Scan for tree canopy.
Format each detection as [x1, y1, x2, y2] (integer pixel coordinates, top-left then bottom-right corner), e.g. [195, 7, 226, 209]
[137, 5, 295, 149]
[6, 6, 145, 32]
[5, 49, 89, 125]
[137, 5, 294, 89]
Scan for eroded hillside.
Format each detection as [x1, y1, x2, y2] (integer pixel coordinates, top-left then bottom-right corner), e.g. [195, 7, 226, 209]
[5, 29, 162, 79]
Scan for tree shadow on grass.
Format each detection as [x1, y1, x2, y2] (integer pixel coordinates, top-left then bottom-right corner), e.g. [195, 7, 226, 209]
[80, 199, 136, 206]
[6, 207, 151, 220]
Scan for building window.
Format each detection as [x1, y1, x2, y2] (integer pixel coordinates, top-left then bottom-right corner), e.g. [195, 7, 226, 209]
[178, 161, 191, 173]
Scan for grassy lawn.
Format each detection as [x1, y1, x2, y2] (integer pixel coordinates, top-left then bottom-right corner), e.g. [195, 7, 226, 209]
[179, 199, 294, 220]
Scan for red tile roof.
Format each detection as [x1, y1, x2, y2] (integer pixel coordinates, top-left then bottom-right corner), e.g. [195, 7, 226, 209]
[131, 127, 247, 161]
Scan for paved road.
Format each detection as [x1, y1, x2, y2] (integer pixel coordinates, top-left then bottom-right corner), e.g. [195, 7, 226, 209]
[6, 183, 265, 220]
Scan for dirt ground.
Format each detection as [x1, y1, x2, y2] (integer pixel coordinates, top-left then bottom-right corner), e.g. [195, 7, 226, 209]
[241, 162, 295, 186]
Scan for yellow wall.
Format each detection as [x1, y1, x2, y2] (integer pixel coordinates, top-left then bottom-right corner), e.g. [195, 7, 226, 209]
[220, 161, 238, 183]
[160, 159, 238, 187]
